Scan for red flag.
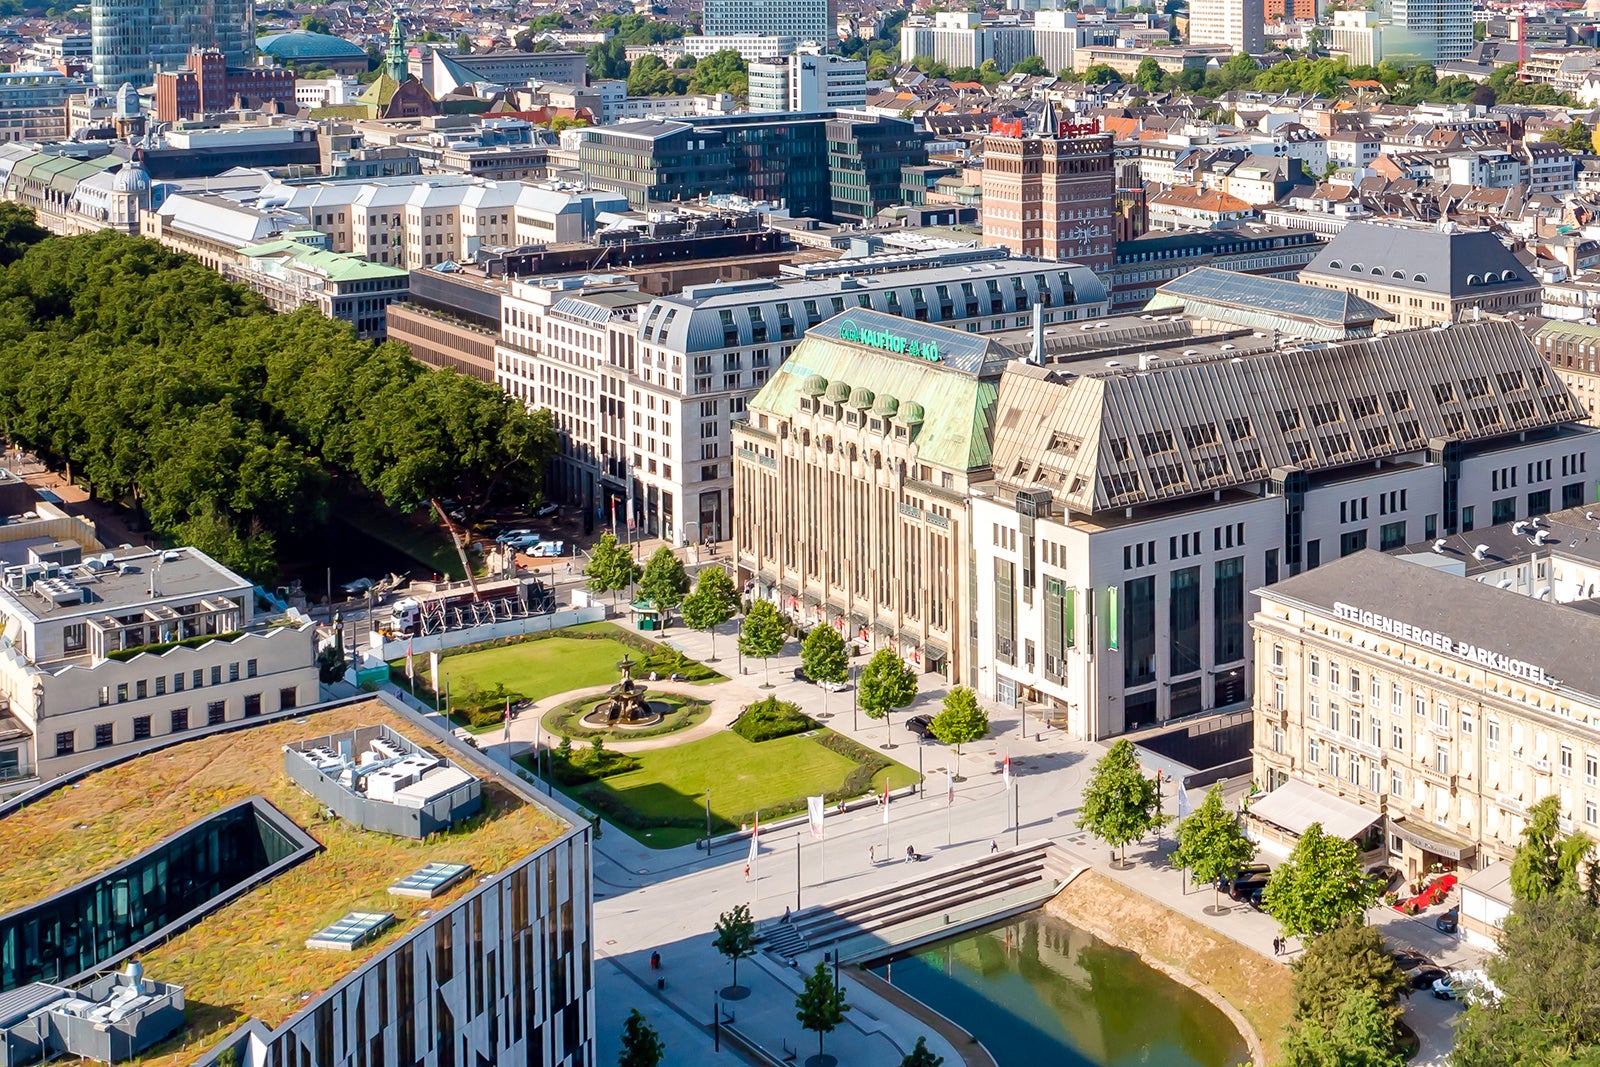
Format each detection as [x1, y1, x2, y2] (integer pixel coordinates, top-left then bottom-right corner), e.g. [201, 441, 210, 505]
[1003, 752, 1012, 791]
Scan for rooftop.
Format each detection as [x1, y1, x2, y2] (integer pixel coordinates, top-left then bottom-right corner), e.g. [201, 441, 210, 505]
[1144, 267, 1390, 341]
[1261, 549, 1600, 702]
[0, 546, 249, 625]
[1304, 220, 1539, 299]
[0, 698, 563, 1063]
[256, 31, 368, 59]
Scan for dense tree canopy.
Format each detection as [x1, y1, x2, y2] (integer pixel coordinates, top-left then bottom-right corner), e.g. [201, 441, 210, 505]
[0, 224, 557, 579]
[688, 49, 749, 96]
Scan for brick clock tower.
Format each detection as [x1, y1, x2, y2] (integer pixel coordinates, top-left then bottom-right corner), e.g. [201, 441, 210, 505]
[980, 103, 1116, 276]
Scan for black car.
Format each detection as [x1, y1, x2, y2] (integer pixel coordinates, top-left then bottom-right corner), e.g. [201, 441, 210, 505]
[1217, 864, 1272, 901]
[1367, 865, 1403, 893]
[1435, 907, 1459, 934]
[1407, 965, 1449, 990]
[906, 714, 933, 739]
[1392, 950, 1434, 971]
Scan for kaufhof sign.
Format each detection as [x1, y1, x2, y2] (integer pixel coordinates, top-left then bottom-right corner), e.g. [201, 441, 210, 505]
[838, 319, 940, 362]
[1332, 602, 1551, 685]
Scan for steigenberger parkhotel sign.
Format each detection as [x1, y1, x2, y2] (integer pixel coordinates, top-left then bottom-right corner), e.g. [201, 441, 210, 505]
[1332, 602, 1551, 686]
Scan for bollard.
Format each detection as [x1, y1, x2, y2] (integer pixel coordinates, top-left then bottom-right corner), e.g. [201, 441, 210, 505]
[657, 977, 665, 990]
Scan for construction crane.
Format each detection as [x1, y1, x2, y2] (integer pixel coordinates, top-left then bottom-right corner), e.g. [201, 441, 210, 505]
[431, 498, 482, 601]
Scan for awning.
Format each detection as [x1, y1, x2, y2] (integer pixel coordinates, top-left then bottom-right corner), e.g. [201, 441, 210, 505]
[1388, 816, 1478, 863]
[1248, 779, 1381, 841]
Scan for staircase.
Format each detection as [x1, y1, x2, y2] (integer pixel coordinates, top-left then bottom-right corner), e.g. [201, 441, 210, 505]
[753, 842, 1077, 962]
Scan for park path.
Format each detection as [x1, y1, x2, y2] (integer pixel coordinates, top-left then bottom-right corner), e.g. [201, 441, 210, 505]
[503, 678, 752, 753]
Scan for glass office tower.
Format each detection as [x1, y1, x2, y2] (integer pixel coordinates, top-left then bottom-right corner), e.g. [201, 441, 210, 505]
[91, 0, 254, 89]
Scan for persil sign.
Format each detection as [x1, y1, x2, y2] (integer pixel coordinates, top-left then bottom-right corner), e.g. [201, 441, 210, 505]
[1332, 602, 1551, 685]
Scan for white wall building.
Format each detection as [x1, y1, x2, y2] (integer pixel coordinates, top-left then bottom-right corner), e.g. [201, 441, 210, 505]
[1187, 0, 1264, 54]
[702, 0, 832, 47]
[749, 49, 866, 112]
[683, 34, 801, 62]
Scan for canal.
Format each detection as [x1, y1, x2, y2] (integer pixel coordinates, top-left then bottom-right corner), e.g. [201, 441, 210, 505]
[870, 911, 1249, 1067]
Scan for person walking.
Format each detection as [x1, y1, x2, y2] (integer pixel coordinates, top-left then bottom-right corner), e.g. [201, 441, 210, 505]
[990, 839, 999, 854]
[869, 844, 875, 865]
[904, 844, 916, 863]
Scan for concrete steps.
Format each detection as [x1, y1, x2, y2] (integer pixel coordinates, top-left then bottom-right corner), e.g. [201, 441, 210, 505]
[754, 842, 1069, 960]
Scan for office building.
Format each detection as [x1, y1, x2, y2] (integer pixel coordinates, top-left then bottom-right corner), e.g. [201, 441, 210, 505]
[1107, 225, 1324, 312]
[0, 693, 594, 1067]
[899, 13, 1038, 72]
[703, 0, 833, 48]
[0, 544, 319, 789]
[153, 47, 297, 122]
[1299, 221, 1542, 329]
[827, 117, 927, 222]
[412, 49, 588, 97]
[734, 312, 1013, 682]
[1385, 0, 1472, 62]
[1249, 549, 1600, 885]
[1187, 0, 1264, 53]
[682, 35, 801, 62]
[90, 0, 254, 89]
[981, 110, 1116, 275]
[227, 238, 410, 340]
[749, 50, 867, 113]
[521, 260, 1107, 544]
[0, 73, 82, 143]
[968, 309, 1600, 738]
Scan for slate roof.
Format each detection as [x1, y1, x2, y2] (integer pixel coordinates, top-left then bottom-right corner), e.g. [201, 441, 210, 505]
[1304, 220, 1539, 299]
[989, 320, 1584, 514]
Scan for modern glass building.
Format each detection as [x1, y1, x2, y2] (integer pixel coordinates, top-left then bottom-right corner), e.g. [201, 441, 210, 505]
[91, 0, 254, 89]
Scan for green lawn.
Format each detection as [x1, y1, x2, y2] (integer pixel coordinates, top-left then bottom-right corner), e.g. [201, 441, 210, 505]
[545, 729, 919, 848]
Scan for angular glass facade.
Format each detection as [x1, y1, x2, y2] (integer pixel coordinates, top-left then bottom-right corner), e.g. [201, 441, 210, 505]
[0, 801, 305, 991]
[92, 0, 254, 89]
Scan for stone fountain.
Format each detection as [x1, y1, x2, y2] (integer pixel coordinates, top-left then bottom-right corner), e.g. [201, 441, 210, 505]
[580, 657, 664, 729]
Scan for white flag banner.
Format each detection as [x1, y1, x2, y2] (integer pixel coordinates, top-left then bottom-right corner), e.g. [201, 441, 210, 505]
[1003, 752, 1013, 791]
[807, 795, 825, 840]
[405, 639, 414, 681]
[881, 781, 891, 825]
[748, 811, 760, 866]
[1178, 783, 1193, 819]
[429, 650, 440, 692]
[946, 769, 955, 807]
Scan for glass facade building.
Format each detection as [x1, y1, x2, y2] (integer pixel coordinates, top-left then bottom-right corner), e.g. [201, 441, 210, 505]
[91, 0, 254, 89]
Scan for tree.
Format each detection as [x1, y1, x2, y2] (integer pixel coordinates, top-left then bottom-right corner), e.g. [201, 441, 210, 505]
[858, 647, 917, 747]
[681, 565, 738, 660]
[1134, 57, 1164, 92]
[1453, 892, 1600, 1067]
[1011, 54, 1047, 75]
[587, 38, 630, 80]
[1169, 784, 1256, 909]
[1305, 26, 1325, 56]
[899, 1037, 944, 1067]
[929, 687, 988, 778]
[800, 622, 849, 716]
[584, 532, 640, 603]
[1076, 738, 1162, 864]
[795, 960, 849, 1064]
[688, 48, 748, 96]
[456, 32, 474, 53]
[638, 546, 690, 625]
[711, 903, 756, 992]
[299, 14, 330, 34]
[0, 203, 48, 267]
[1082, 62, 1120, 85]
[618, 1009, 665, 1067]
[1281, 989, 1406, 1067]
[738, 599, 786, 686]
[1290, 920, 1406, 1033]
[1261, 823, 1379, 940]
[1510, 794, 1596, 903]
[1563, 119, 1592, 154]
[627, 53, 678, 96]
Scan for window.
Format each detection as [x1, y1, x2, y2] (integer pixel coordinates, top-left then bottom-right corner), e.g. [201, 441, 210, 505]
[1309, 694, 1321, 721]
[1329, 702, 1342, 732]
[1271, 727, 1285, 754]
[170, 708, 189, 733]
[279, 686, 298, 711]
[1435, 700, 1449, 728]
[132, 715, 150, 741]
[207, 701, 226, 726]
[1589, 799, 1598, 826]
[1562, 745, 1573, 777]
[1435, 746, 1449, 775]
[243, 693, 262, 718]
[1348, 668, 1360, 698]
[116, 683, 128, 703]
[228, 662, 240, 683]
[1308, 736, 1322, 764]
[1329, 661, 1341, 689]
[1460, 713, 1472, 735]
[247, 659, 258, 679]
[193, 669, 203, 690]
[94, 723, 114, 748]
[1392, 684, 1403, 716]
[1274, 681, 1286, 711]
[1588, 753, 1598, 787]
[1392, 724, 1404, 750]
[55, 731, 74, 757]
[1488, 720, 1500, 750]
[1272, 644, 1284, 670]
[1391, 770, 1403, 797]
[63, 623, 86, 653]
[1415, 694, 1426, 718]
[210, 666, 222, 686]
[1309, 655, 1321, 685]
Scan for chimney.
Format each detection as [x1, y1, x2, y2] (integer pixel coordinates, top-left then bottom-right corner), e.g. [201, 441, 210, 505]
[1030, 300, 1044, 365]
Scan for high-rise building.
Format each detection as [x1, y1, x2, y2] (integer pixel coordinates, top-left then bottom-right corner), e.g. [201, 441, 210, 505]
[749, 49, 866, 113]
[1385, 0, 1472, 61]
[90, 0, 254, 89]
[153, 47, 296, 122]
[980, 106, 1116, 275]
[703, 0, 833, 48]
[1263, 0, 1316, 22]
[1187, 0, 1265, 53]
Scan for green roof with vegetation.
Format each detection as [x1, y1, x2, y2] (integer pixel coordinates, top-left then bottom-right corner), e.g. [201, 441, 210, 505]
[0, 699, 563, 1063]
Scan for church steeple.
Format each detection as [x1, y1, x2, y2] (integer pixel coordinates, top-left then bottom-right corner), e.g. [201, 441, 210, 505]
[385, 16, 407, 82]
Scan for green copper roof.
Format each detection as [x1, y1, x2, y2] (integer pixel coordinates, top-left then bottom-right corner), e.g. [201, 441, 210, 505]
[238, 240, 408, 284]
[751, 312, 1012, 473]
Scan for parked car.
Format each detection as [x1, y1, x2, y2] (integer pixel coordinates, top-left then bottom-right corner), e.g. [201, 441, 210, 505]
[906, 714, 934, 739]
[1407, 965, 1449, 990]
[503, 533, 541, 550]
[1432, 973, 1472, 1000]
[791, 667, 850, 692]
[531, 540, 565, 557]
[1435, 907, 1459, 934]
[535, 502, 560, 518]
[496, 528, 534, 544]
[1367, 865, 1403, 893]
[1218, 864, 1272, 901]
[1391, 950, 1434, 971]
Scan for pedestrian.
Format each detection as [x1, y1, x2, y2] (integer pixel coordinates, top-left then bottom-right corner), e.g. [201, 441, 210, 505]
[1272, 937, 1282, 956]
[650, 950, 660, 971]
[868, 844, 876, 864]
[990, 839, 999, 854]
[905, 844, 915, 863]
[566, 562, 573, 574]
[743, 863, 750, 881]
[782, 906, 791, 924]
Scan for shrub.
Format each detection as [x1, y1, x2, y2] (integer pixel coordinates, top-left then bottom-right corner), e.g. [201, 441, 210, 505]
[732, 696, 818, 742]
[547, 745, 640, 785]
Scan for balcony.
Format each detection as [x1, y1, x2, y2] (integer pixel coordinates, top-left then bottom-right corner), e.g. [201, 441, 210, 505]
[1417, 764, 1457, 792]
[1496, 793, 1526, 816]
[1531, 757, 1552, 774]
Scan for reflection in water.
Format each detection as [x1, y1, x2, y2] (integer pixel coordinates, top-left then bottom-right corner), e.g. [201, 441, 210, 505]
[871, 912, 1248, 1067]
